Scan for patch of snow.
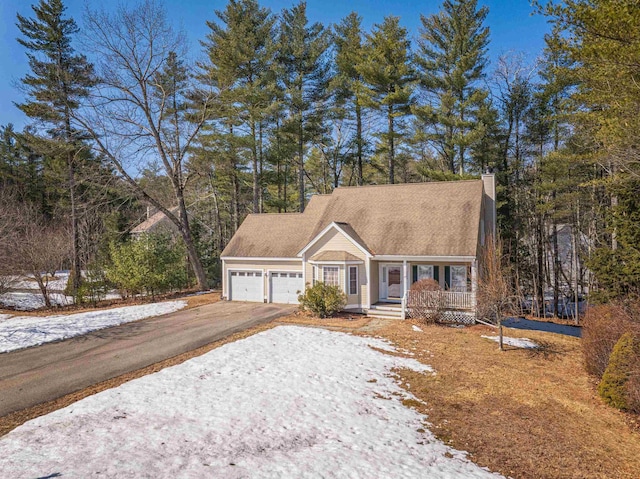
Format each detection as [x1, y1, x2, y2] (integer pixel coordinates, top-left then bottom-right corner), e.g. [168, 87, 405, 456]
[412, 325, 423, 332]
[0, 301, 187, 353]
[0, 326, 501, 478]
[0, 290, 122, 311]
[9, 271, 71, 291]
[0, 291, 73, 310]
[481, 335, 538, 349]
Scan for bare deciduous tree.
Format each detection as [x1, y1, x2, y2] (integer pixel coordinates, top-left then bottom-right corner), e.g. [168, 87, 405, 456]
[9, 201, 71, 307]
[75, 0, 216, 290]
[477, 237, 517, 350]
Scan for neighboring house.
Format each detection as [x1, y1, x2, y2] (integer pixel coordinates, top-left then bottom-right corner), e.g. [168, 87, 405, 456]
[130, 207, 180, 239]
[221, 175, 496, 321]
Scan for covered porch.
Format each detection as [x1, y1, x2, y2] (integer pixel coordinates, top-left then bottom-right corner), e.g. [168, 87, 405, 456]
[368, 258, 478, 320]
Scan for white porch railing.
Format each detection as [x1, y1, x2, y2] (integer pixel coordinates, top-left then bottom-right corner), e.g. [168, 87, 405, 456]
[407, 291, 476, 311]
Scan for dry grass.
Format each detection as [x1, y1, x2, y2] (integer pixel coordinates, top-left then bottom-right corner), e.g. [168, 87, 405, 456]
[0, 319, 272, 438]
[276, 310, 372, 330]
[370, 319, 640, 479]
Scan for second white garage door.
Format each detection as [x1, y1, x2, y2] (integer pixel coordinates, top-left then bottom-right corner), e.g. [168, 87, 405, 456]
[229, 271, 263, 302]
[270, 272, 304, 304]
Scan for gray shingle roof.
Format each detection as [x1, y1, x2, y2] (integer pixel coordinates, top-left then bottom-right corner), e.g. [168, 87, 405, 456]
[221, 180, 484, 258]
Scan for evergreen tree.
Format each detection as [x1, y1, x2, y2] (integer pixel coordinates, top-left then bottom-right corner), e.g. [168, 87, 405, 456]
[278, 1, 331, 211]
[333, 12, 367, 186]
[414, 0, 490, 175]
[201, 0, 277, 214]
[358, 16, 414, 184]
[16, 0, 95, 294]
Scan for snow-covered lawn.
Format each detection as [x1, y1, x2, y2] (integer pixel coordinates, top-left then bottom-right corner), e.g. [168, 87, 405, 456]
[482, 335, 538, 349]
[0, 291, 74, 310]
[10, 271, 71, 291]
[1, 271, 120, 310]
[0, 326, 502, 478]
[0, 301, 187, 353]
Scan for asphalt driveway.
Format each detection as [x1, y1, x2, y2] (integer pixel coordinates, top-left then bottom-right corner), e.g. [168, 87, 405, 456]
[0, 301, 295, 417]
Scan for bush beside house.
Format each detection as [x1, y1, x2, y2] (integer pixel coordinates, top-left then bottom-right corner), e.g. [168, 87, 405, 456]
[407, 279, 444, 323]
[298, 283, 346, 318]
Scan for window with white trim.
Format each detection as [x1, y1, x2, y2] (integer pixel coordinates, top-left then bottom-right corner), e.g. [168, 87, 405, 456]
[348, 266, 358, 295]
[323, 266, 340, 286]
[417, 265, 434, 281]
[450, 265, 467, 292]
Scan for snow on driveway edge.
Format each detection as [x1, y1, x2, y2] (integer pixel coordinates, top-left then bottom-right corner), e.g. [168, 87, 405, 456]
[0, 301, 187, 353]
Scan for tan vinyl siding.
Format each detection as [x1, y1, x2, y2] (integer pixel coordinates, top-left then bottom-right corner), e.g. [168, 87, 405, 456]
[305, 228, 366, 260]
[303, 228, 368, 309]
[370, 262, 379, 305]
[223, 259, 302, 300]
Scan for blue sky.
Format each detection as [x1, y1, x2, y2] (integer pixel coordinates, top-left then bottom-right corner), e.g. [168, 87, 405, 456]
[0, 0, 550, 130]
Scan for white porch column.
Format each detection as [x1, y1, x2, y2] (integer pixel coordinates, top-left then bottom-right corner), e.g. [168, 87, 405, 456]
[403, 260, 408, 296]
[471, 259, 478, 293]
[366, 257, 371, 309]
[402, 260, 408, 320]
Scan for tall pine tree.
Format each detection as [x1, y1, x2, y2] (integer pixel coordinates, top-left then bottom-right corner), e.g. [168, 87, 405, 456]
[17, 0, 95, 295]
[278, 1, 331, 211]
[415, 0, 490, 175]
[358, 16, 414, 184]
[201, 0, 277, 214]
[333, 12, 367, 186]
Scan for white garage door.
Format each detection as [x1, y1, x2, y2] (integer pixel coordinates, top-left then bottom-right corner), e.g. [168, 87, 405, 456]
[229, 271, 263, 302]
[270, 272, 304, 304]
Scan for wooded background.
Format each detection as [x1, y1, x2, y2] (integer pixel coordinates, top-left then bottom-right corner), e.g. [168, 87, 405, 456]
[1, 0, 637, 311]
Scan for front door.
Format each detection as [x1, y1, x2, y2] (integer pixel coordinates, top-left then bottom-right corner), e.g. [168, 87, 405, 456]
[379, 264, 403, 302]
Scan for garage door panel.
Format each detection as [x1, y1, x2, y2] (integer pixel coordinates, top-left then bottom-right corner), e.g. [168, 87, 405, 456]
[229, 271, 263, 302]
[271, 272, 304, 304]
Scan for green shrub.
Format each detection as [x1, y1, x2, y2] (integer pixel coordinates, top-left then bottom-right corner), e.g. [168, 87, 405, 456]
[106, 233, 189, 298]
[298, 282, 347, 318]
[64, 264, 110, 305]
[583, 303, 640, 377]
[598, 332, 640, 410]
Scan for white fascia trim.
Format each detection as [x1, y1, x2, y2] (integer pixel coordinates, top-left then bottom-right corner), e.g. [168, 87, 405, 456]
[373, 255, 476, 262]
[308, 260, 364, 265]
[297, 222, 372, 258]
[221, 258, 226, 299]
[221, 256, 301, 262]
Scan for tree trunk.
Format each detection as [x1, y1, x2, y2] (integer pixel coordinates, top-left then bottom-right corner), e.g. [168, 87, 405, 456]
[34, 273, 52, 308]
[388, 104, 395, 185]
[552, 218, 560, 317]
[298, 115, 305, 212]
[258, 122, 264, 213]
[498, 317, 504, 351]
[231, 171, 239, 233]
[251, 121, 259, 214]
[67, 150, 81, 296]
[536, 213, 545, 318]
[356, 102, 363, 186]
[177, 195, 208, 290]
[65, 107, 82, 297]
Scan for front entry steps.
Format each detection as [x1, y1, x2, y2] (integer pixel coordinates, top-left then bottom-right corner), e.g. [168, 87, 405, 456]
[367, 303, 403, 319]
